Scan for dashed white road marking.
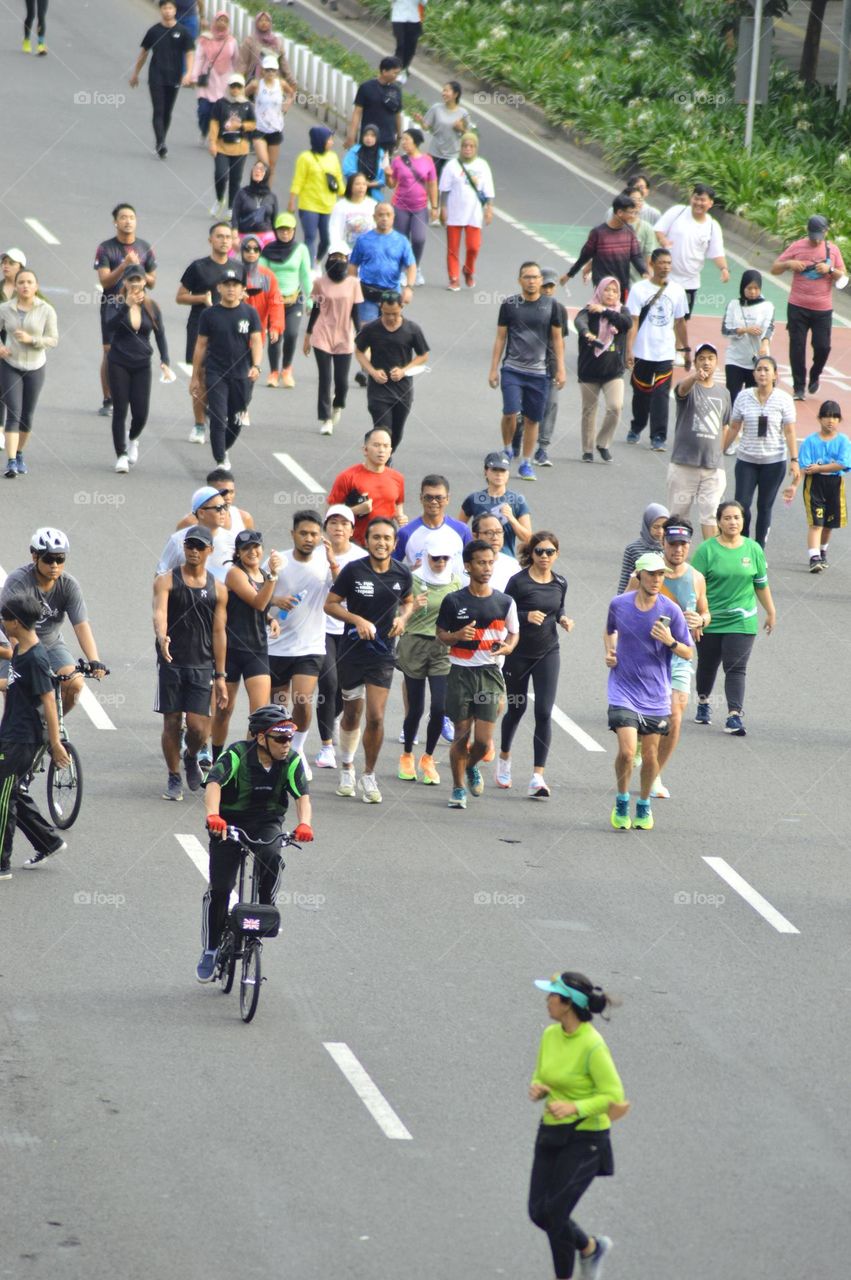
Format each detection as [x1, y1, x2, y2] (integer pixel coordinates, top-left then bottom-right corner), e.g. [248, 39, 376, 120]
[323, 1042, 413, 1140]
[274, 452, 324, 494]
[704, 856, 800, 934]
[24, 217, 60, 245]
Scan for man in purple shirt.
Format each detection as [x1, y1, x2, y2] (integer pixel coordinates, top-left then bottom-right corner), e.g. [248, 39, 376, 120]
[604, 552, 691, 831]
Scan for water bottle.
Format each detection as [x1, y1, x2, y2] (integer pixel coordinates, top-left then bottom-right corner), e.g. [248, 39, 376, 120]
[278, 590, 306, 621]
[687, 590, 697, 614]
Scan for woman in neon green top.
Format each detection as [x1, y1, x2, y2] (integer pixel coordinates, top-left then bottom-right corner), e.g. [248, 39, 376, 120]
[691, 499, 777, 737]
[260, 213, 313, 388]
[528, 970, 629, 1280]
[288, 125, 345, 266]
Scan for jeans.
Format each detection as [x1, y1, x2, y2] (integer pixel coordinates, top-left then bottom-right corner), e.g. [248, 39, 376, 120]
[299, 210, 331, 265]
[206, 372, 252, 463]
[393, 206, 428, 267]
[313, 348, 351, 421]
[630, 358, 672, 442]
[149, 81, 179, 149]
[786, 303, 832, 392]
[696, 631, 756, 713]
[579, 377, 624, 452]
[734, 458, 786, 546]
[108, 360, 152, 455]
[268, 300, 303, 372]
[214, 152, 247, 207]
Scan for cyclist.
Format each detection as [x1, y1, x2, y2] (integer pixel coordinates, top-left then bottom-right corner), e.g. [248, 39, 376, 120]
[197, 706, 314, 982]
[0, 529, 107, 715]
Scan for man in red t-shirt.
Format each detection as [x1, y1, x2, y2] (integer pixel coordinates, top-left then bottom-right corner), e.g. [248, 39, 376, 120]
[326, 427, 407, 545]
[771, 214, 847, 400]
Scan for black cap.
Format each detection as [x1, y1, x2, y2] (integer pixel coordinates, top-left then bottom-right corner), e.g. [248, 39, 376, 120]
[184, 525, 213, 547]
[808, 215, 829, 241]
[484, 450, 511, 470]
[235, 529, 263, 548]
[221, 267, 246, 284]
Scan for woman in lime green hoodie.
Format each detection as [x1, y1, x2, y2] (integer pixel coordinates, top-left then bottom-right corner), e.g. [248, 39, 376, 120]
[528, 971, 629, 1280]
[260, 212, 313, 388]
[288, 125, 344, 266]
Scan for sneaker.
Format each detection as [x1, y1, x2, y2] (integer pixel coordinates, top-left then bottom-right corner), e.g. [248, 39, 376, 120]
[821, 548, 829, 567]
[415, 268, 425, 286]
[163, 772, 183, 801]
[127, 439, 139, 466]
[418, 754, 440, 785]
[528, 775, 550, 799]
[336, 766, 356, 797]
[625, 431, 640, 443]
[23, 841, 67, 868]
[482, 741, 495, 764]
[495, 758, 512, 789]
[808, 376, 820, 396]
[221, 452, 232, 469]
[610, 798, 631, 830]
[398, 752, 417, 781]
[37, 41, 47, 55]
[195, 949, 218, 983]
[22, 37, 31, 52]
[649, 777, 670, 799]
[0, 866, 11, 880]
[792, 389, 805, 402]
[466, 764, 484, 797]
[518, 460, 536, 481]
[114, 454, 129, 474]
[314, 744, 337, 769]
[183, 751, 202, 792]
[331, 407, 343, 427]
[4, 460, 17, 478]
[188, 424, 206, 444]
[582, 451, 594, 462]
[650, 439, 667, 452]
[266, 371, 279, 388]
[463, 268, 475, 288]
[724, 713, 746, 736]
[397, 728, 419, 745]
[98, 399, 113, 417]
[15, 453, 27, 474]
[809, 556, 824, 573]
[280, 370, 295, 389]
[534, 447, 552, 466]
[448, 786, 467, 809]
[198, 745, 212, 777]
[596, 446, 613, 462]
[320, 420, 334, 435]
[157, 145, 168, 160]
[447, 281, 461, 292]
[359, 773, 382, 803]
[694, 700, 711, 725]
[633, 800, 654, 830]
[578, 1235, 613, 1279]
[441, 717, 454, 743]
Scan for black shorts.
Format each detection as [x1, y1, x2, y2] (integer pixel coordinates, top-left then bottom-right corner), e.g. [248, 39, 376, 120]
[607, 705, 670, 737]
[155, 662, 213, 716]
[338, 655, 396, 698]
[255, 129, 283, 147]
[269, 653, 324, 687]
[803, 472, 846, 528]
[225, 648, 271, 684]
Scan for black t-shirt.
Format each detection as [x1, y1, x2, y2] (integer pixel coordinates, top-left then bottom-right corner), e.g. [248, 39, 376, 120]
[198, 302, 261, 377]
[354, 318, 428, 380]
[93, 236, 157, 306]
[331, 558, 413, 660]
[506, 568, 567, 658]
[103, 300, 169, 370]
[210, 97, 256, 145]
[206, 740, 308, 824]
[0, 641, 54, 745]
[141, 21, 195, 86]
[354, 78, 403, 148]
[180, 256, 234, 332]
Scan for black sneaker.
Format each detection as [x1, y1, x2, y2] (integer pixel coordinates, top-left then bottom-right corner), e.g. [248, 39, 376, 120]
[354, 371, 367, 388]
[23, 841, 67, 868]
[808, 376, 820, 395]
[184, 750, 202, 792]
[596, 447, 613, 462]
[792, 389, 805, 402]
[820, 549, 829, 567]
[809, 557, 824, 573]
[581, 451, 594, 462]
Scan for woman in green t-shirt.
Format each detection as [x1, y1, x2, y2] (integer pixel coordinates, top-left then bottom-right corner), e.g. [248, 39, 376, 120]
[690, 499, 777, 736]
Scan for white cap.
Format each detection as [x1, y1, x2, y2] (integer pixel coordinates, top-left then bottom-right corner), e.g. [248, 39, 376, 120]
[423, 528, 459, 558]
[2, 247, 26, 267]
[261, 54, 279, 69]
[326, 240, 351, 258]
[324, 503, 355, 526]
[228, 72, 246, 86]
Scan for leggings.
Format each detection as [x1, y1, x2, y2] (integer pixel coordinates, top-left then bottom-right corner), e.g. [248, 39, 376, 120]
[446, 224, 482, 283]
[298, 210, 330, 265]
[268, 300, 303, 371]
[695, 631, 756, 713]
[367, 380, 413, 451]
[149, 82, 179, 149]
[313, 348, 351, 421]
[393, 206, 428, 267]
[0, 362, 45, 433]
[500, 648, 560, 767]
[214, 152, 247, 207]
[24, 0, 48, 39]
[108, 361, 152, 455]
[734, 458, 786, 547]
[317, 633, 342, 742]
[197, 98, 214, 138]
[206, 373, 251, 463]
[402, 673, 447, 755]
[392, 20, 421, 69]
[528, 1132, 607, 1279]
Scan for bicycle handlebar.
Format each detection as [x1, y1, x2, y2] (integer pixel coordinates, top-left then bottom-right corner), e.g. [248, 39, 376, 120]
[57, 659, 111, 682]
[225, 825, 301, 851]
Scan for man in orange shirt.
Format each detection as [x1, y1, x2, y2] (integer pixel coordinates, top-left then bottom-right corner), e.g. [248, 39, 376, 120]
[326, 427, 407, 545]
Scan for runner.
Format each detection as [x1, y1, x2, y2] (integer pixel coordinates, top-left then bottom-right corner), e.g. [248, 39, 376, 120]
[303, 241, 363, 435]
[327, 426, 407, 545]
[616, 502, 668, 595]
[191, 266, 262, 467]
[208, 72, 256, 220]
[158, 485, 231, 581]
[653, 183, 729, 320]
[393, 473, 470, 571]
[314, 505, 368, 770]
[287, 126, 345, 266]
[459, 451, 532, 558]
[605, 552, 692, 831]
[354, 291, 430, 451]
[93, 203, 157, 418]
[436, 539, 519, 810]
[625, 248, 689, 451]
[783, 400, 851, 572]
[245, 53, 295, 184]
[23, 0, 48, 54]
[324, 517, 414, 803]
[175, 468, 255, 537]
[177, 222, 233, 444]
[469, 513, 522, 592]
[130, 1, 196, 159]
[103, 266, 171, 474]
[260, 212, 312, 388]
[666, 342, 730, 541]
[0, 269, 58, 478]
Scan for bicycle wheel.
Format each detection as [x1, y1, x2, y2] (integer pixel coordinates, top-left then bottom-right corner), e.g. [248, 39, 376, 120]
[46, 742, 83, 829]
[218, 932, 236, 995]
[239, 941, 261, 1023]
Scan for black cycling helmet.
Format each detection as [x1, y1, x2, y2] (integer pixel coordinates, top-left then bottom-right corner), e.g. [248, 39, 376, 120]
[248, 705, 296, 738]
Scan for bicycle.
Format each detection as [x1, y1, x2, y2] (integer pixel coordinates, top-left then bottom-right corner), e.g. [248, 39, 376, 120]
[23, 658, 110, 829]
[214, 826, 301, 1024]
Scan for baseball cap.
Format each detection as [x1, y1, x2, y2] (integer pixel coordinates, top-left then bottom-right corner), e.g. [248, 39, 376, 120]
[261, 54, 279, 69]
[221, 266, 245, 283]
[694, 342, 718, 357]
[324, 503, 355, 526]
[228, 72, 246, 86]
[184, 525, 213, 547]
[274, 212, 297, 230]
[2, 247, 26, 266]
[541, 268, 559, 286]
[808, 214, 830, 241]
[533, 975, 590, 1008]
[634, 552, 666, 573]
[235, 529, 263, 549]
[663, 524, 692, 543]
[484, 450, 511, 470]
[423, 528, 458, 558]
[326, 240, 351, 258]
[122, 264, 147, 283]
[191, 485, 222, 513]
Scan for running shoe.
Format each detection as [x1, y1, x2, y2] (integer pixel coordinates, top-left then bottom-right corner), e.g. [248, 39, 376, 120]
[221, 452, 232, 469]
[195, 949, 218, 983]
[495, 758, 512, 789]
[397, 728, 419, 744]
[336, 766, 356, 797]
[441, 716, 454, 743]
[415, 269, 425, 286]
[22, 38, 31, 53]
[359, 773, 382, 803]
[633, 800, 654, 830]
[650, 438, 666, 452]
[281, 370, 295, 388]
[596, 447, 613, 462]
[320, 420, 334, 435]
[578, 1235, 613, 1279]
[447, 281, 461, 292]
[332, 407, 343, 427]
[821, 548, 829, 567]
[534, 447, 552, 466]
[4, 460, 17, 478]
[482, 741, 495, 763]
[266, 371, 279, 388]
[792, 389, 805, 401]
[115, 454, 129, 474]
[127, 439, 139, 466]
[398, 752, 417, 781]
[528, 775, 550, 799]
[157, 145, 168, 160]
[0, 866, 11, 880]
[163, 772, 184, 802]
[650, 777, 670, 799]
[15, 453, 27, 474]
[809, 557, 824, 573]
[582, 452, 594, 462]
[694, 701, 711, 725]
[183, 751, 202, 792]
[625, 431, 640, 443]
[188, 425, 206, 444]
[724, 713, 746, 736]
[518, 459, 536, 481]
[448, 787, 467, 809]
[463, 268, 475, 288]
[314, 744, 336, 769]
[37, 41, 47, 55]
[418, 754, 440, 785]
[23, 841, 67, 868]
[98, 399, 112, 417]
[610, 798, 631, 830]
[808, 376, 820, 395]
[466, 764, 484, 797]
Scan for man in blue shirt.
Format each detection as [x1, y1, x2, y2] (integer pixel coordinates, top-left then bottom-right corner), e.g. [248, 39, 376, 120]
[348, 203, 416, 323]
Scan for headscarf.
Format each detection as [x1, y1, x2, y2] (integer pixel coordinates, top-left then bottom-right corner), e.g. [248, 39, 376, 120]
[241, 237, 264, 289]
[589, 275, 621, 358]
[309, 125, 333, 155]
[739, 268, 764, 307]
[638, 502, 669, 550]
[254, 12, 279, 47]
[261, 231, 298, 266]
[356, 126, 380, 180]
[416, 530, 459, 585]
[246, 161, 270, 196]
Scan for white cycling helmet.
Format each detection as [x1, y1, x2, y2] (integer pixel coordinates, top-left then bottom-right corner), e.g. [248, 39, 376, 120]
[30, 527, 70, 554]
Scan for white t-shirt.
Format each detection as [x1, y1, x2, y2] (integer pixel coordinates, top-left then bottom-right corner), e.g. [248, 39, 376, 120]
[439, 157, 495, 228]
[156, 529, 232, 583]
[653, 206, 725, 289]
[267, 548, 333, 657]
[627, 278, 689, 363]
[328, 197, 377, 251]
[391, 0, 423, 20]
[325, 543, 368, 635]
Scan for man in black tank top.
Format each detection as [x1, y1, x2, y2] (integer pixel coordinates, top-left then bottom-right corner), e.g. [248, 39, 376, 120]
[153, 526, 228, 801]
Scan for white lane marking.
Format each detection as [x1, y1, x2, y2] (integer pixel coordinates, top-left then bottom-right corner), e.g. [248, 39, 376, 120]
[274, 452, 324, 494]
[492, 208, 572, 263]
[176, 833, 209, 879]
[323, 1042, 413, 1140]
[177, 362, 193, 378]
[0, 564, 114, 730]
[528, 692, 606, 752]
[24, 217, 60, 245]
[703, 857, 800, 934]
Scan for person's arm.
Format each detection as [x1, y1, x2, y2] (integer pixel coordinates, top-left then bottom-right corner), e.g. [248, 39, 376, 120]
[653, 209, 674, 249]
[182, 45, 195, 87]
[616, 548, 635, 595]
[783, 417, 800, 483]
[71, 621, 103, 670]
[152, 573, 173, 662]
[675, 370, 699, 398]
[293, 792, 313, 832]
[563, 229, 596, 282]
[347, 104, 363, 149]
[212, 582, 228, 708]
[225, 560, 279, 609]
[395, 111, 403, 146]
[248, 325, 263, 381]
[324, 590, 376, 638]
[722, 415, 743, 454]
[208, 111, 220, 156]
[759, 305, 775, 356]
[771, 247, 804, 275]
[603, 622, 618, 667]
[488, 325, 507, 386]
[625, 314, 638, 368]
[690, 567, 710, 634]
[40, 690, 70, 768]
[720, 301, 740, 338]
[190, 333, 208, 395]
[550, 321, 566, 388]
[129, 47, 149, 88]
[674, 315, 690, 370]
[649, 612, 692, 661]
[152, 308, 170, 366]
[755, 582, 776, 633]
[388, 592, 415, 637]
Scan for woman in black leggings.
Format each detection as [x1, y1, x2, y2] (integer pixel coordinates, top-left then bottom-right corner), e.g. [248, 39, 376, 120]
[498, 531, 574, 799]
[103, 267, 171, 473]
[24, 0, 48, 53]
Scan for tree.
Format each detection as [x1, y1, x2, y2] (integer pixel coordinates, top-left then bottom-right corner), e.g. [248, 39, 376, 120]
[799, 0, 829, 83]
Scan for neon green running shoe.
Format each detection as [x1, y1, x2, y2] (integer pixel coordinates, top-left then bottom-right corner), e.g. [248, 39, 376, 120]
[633, 801, 654, 831]
[611, 797, 631, 830]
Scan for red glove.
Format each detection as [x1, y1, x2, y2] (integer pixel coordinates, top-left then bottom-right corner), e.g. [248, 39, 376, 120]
[293, 823, 314, 843]
[206, 815, 228, 837]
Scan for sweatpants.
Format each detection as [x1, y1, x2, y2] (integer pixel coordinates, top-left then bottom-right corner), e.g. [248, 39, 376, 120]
[695, 631, 756, 713]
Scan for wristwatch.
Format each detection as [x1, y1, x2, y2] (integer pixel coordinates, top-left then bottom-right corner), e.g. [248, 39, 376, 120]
[214, 671, 227, 679]
[669, 638, 678, 651]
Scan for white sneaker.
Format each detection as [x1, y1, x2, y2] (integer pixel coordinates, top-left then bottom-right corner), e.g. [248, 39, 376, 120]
[314, 744, 336, 769]
[724, 440, 739, 456]
[222, 451, 232, 468]
[336, 766, 356, 797]
[578, 1235, 613, 1280]
[650, 777, 671, 799]
[331, 407, 343, 427]
[415, 268, 425, 286]
[127, 439, 139, 466]
[495, 757, 512, 789]
[528, 774, 551, 799]
[359, 773, 382, 803]
[320, 419, 334, 435]
[188, 425, 206, 444]
[397, 728, 419, 745]
[114, 453, 129, 473]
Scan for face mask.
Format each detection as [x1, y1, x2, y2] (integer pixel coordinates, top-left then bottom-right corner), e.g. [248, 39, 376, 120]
[326, 259, 348, 282]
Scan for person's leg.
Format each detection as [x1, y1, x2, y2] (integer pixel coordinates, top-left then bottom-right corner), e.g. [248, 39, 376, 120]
[149, 82, 166, 150]
[197, 96, 213, 138]
[2, 365, 24, 465]
[109, 362, 131, 457]
[579, 381, 601, 454]
[213, 151, 229, 201]
[161, 709, 183, 774]
[281, 301, 303, 373]
[648, 361, 673, 443]
[201, 835, 240, 954]
[637, 731, 660, 802]
[12, 366, 45, 465]
[614, 725, 637, 794]
[786, 303, 808, 393]
[24, 0, 35, 40]
[629, 359, 653, 436]
[389, 383, 413, 452]
[393, 207, 414, 266]
[12, 786, 63, 857]
[808, 309, 833, 386]
[499, 661, 530, 756]
[268, 328, 283, 373]
[695, 631, 724, 705]
[205, 375, 228, 464]
[160, 84, 179, 147]
[720, 632, 756, 714]
[316, 213, 331, 264]
[316, 635, 339, 744]
[449, 714, 473, 788]
[332, 353, 351, 409]
[266, 141, 281, 185]
[224, 378, 251, 450]
[407, 208, 428, 267]
[290, 673, 318, 743]
[733, 458, 760, 540]
[463, 225, 482, 280]
[753, 459, 787, 547]
[530, 650, 559, 774]
[127, 364, 152, 441]
[402, 675, 426, 754]
[404, 21, 421, 69]
[725, 364, 749, 402]
[298, 210, 320, 264]
[185, 711, 211, 759]
[596, 376, 624, 448]
[538, 380, 558, 452]
[314, 347, 333, 421]
[423, 674, 447, 756]
[362, 684, 390, 774]
[656, 689, 687, 772]
[446, 224, 462, 284]
[227, 155, 247, 209]
[366, 387, 394, 434]
[392, 20, 407, 64]
[211, 681, 240, 753]
[528, 1140, 602, 1280]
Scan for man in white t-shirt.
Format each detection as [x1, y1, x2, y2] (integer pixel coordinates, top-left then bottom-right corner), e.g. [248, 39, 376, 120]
[653, 183, 729, 318]
[156, 486, 232, 582]
[467, 513, 521, 592]
[625, 249, 690, 452]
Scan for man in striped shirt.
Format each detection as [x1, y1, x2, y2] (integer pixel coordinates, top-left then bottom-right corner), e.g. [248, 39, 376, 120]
[562, 194, 647, 297]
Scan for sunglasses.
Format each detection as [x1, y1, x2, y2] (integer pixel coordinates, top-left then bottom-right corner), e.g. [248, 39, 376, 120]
[184, 539, 208, 551]
[40, 554, 66, 565]
[242, 247, 260, 254]
[380, 291, 401, 303]
[429, 554, 451, 562]
[216, 488, 235, 496]
[201, 504, 227, 514]
[533, 547, 557, 557]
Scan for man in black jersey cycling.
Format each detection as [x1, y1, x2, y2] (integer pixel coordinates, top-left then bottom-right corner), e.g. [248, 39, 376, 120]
[197, 706, 314, 983]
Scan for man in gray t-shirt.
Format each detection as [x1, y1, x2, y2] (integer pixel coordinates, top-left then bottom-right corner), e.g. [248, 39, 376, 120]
[667, 342, 731, 540]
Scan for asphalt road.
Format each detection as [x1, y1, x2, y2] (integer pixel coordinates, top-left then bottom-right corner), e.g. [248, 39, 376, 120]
[0, 3, 849, 1279]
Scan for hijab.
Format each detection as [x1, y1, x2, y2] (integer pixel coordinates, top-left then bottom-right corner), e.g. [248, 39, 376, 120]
[639, 502, 669, 550]
[261, 231, 299, 266]
[254, 12, 280, 47]
[357, 127, 380, 180]
[739, 268, 764, 307]
[588, 275, 620, 358]
[309, 125, 333, 156]
[246, 162, 271, 196]
[241, 237, 264, 290]
[242, 12, 282, 78]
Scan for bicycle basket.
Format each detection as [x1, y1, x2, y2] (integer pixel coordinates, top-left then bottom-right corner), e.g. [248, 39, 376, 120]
[230, 903, 280, 938]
